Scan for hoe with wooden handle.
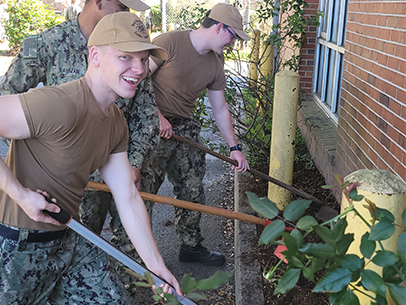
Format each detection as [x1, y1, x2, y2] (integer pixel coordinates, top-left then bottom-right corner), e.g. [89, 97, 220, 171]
[171, 134, 324, 205]
[86, 181, 292, 230]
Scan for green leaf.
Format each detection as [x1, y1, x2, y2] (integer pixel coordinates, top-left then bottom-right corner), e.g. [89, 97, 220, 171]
[313, 268, 352, 293]
[152, 294, 162, 302]
[291, 229, 304, 248]
[180, 273, 197, 294]
[297, 216, 318, 231]
[333, 289, 360, 305]
[314, 225, 334, 245]
[196, 271, 232, 290]
[163, 293, 180, 305]
[283, 199, 312, 221]
[336, 234, 354, 256]
[246, 192, 279, 219]
[186, 291, 208, 301]
[402, 208, 406, 228]
[386, 283, 406, 305]
[329, 288, 347, 304]
[299, 243, 336, 258]
[369, 222, 396, 241]
[375, 207, 395, 223]
[285, 255, 304, 268]
[397, 232, 406, 262]
[311, 257, 327, 274]
[375, 294, 388, 305]
[259, 219, 285, 244]
[372, 250, 399, 267]
[360, 269, 386, 297]
[302, 267, 314, 281]
[340, 254, 363, 272]
[360, 232, 376, 259]
[332, 218, 348, 241]
[274, 268, 301, 295]
[281, 232, 298, 254]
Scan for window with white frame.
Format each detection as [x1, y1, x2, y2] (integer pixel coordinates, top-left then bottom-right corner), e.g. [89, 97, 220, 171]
[313, 0, 348, 122]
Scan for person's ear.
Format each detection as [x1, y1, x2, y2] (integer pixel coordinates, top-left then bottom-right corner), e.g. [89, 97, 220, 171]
[215, 23, 222, 35]
[95, 0, 102, 10]
[89, 46, 101, 67]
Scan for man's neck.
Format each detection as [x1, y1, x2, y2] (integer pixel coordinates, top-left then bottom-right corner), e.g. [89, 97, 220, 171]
[84, 72, 117, 115]
[77, 8, 99, 41]
[189, 28, 212, 56]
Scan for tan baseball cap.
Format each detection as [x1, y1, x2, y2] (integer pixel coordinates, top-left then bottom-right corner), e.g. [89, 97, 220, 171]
[208, 3, 250, 41]
[88, 12, 167, 59]
[119, 0, 150, 11]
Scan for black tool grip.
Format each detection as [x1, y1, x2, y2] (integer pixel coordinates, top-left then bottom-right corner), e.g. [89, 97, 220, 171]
[42, 195, 72, 225]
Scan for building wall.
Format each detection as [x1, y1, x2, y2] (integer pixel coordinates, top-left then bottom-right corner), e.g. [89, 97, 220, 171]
[337, 0, 406, 181]
[299, 0, 319, 93]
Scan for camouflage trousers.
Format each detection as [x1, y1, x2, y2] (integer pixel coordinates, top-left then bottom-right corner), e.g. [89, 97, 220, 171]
[141, 119, 206, 247]
[0, 224, 133, 305]
[79, 188, 141, 299]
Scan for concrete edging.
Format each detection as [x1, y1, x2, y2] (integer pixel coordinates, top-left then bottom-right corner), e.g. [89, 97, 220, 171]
[234, 170, 265, 305]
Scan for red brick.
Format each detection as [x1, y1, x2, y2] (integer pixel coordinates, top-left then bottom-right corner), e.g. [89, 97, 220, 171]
[392, 74, 404, 88]
[378, 53, 388, 65]
[399, 60, 406, 73]
[394, 115, 406, 134]
[387, 125, 398, 141]
[397, 88, 406, 103]
[399, 17, 406, 30]
[383, 109, 395, 126]
[377, 15, 387, 27]
[384, 42, 395, 55]
[394, 162, 406, 181]
[391, 30, 403, 43]
[386, 83, 397, 99]
[395, 3, 406, 15]
[380, 29, 391, 41]
[375, 2, 384, 13]
[383, 3, 395, 14]
[390, 100, 402, 115]
[388, 56, 399, 70]
[395, 44, 406, 58]
[387, 17, 399, 28]
[391, 145, 404, 164]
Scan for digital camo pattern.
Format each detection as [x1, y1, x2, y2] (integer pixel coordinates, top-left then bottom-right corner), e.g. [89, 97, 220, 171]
[141, 119, 206, 247]
[0, 229, 133, 305]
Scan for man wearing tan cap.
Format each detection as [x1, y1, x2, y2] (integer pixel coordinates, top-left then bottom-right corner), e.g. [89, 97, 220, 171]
[142, 3, 250, 266]
[0, 0, 160, 298]
[0, 12, 181, 304]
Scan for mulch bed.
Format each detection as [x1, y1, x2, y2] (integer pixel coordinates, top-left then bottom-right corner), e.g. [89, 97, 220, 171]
[247, 160, 340, 305]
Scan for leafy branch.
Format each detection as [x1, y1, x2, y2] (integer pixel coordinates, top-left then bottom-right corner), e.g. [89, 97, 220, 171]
[247, 174, 406, 305]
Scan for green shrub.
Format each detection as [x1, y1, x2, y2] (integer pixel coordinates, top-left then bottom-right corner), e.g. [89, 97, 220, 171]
[150, 4, 162, 33]
[3, 0, 64, 49]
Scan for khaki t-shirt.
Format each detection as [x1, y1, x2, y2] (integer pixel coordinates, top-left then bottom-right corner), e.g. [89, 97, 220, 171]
[0, 78, 129, 231]
[151, 31, 226, 118]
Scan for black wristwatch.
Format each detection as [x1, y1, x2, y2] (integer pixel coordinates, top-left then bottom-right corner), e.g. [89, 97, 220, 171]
[230, 143, 242, 152]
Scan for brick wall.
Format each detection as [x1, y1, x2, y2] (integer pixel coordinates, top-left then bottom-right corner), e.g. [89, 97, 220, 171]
[299, 0, 319, 93]
[337, 0, 406, 181]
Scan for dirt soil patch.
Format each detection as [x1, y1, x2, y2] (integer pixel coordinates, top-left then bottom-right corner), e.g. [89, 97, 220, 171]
[247, 160, 340, 305]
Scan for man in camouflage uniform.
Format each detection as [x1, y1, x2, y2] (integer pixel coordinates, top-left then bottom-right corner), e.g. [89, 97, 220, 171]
[144, 4, 250, 266]
[0, 0, 157, 297]
[0, 11, 180, 304]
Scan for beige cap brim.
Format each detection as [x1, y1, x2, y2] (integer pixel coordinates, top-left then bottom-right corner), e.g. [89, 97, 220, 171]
[112, 41, 168, 60]
[119, 0, 150, 11]
[233, 28, 250, 41]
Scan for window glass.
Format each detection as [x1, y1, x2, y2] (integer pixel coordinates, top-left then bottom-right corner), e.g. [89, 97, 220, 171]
[313, 0, 348, 121]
